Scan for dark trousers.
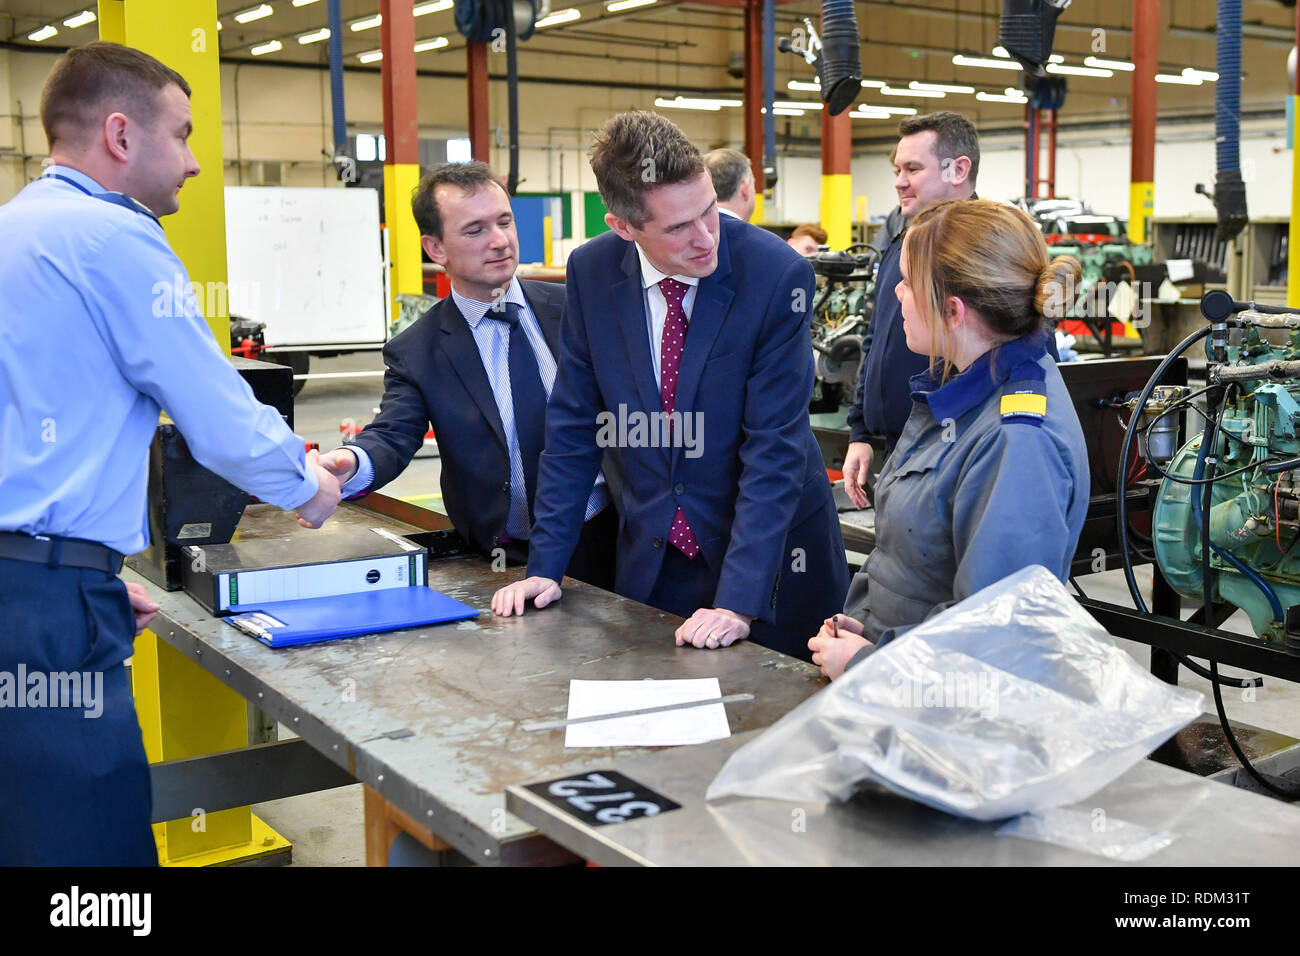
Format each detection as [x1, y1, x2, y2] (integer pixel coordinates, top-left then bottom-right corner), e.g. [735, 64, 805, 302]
[645, 496, 849, 663]
[0, 557, 157, 865]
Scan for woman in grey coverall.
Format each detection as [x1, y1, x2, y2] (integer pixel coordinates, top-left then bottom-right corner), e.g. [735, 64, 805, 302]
[808, 199, 1089, 680]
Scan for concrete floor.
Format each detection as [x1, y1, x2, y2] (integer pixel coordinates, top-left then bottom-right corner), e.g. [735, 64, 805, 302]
[244, 351, 1300, 866]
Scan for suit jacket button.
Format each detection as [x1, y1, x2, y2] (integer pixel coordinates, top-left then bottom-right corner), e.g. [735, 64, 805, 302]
[502, 481, 510, 493]
[652, 536, 663, 548]
[673, 482, 685, 496]
[492, 536, 501, 547]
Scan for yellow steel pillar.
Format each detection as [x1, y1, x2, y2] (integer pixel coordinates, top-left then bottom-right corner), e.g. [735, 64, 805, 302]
[1290, 0, 1300, 308]
[98, 0, 289, 865]
[381, 0, 423, 317]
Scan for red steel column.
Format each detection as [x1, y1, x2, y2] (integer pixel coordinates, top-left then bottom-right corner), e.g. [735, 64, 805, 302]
[467, 42, 490, 163]
[743, 0, 765, 197]
[1129, 0, 1159, 242]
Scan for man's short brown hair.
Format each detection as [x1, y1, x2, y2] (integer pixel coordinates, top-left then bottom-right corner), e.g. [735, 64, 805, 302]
[40, 41, 191, 150]
[589, 111, 705, 228]
[703, 148, 753, 203]
[411, 161, 505, 239]
[897, 111, 980, 185]
[790, 223, 828, 245]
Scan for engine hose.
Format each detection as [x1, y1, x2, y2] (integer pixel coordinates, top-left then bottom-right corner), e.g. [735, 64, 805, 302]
[1211, 660, 1300, 800]
[1189, 400, 1285, 624]
[1189, 395, 1275, 690]
[1117, 325, 1212, 613]
[1115, 327, 1264, 690]
[1265, 455, 1300, 475]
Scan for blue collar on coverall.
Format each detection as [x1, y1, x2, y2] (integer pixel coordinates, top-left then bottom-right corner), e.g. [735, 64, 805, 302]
[909, 330, 1051, 427]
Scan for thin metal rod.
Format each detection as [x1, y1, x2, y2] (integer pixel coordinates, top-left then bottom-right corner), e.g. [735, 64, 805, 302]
[522, 693, 756, 732]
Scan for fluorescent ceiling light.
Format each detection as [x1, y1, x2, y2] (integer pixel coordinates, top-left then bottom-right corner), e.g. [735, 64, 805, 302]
[358, 49, 384, 63]
[1155, 72, 1201, 85]
[293, 0, 321, 5]
[881, 85, 944, 98]
[774, 99, 823, 110]
[772, 107, 804, 116]
[910, 81, 973, 94]
[27, 25, 57, 41]
[1085, 56, 1134, 72]
[993, 45, 1062, 63]
[976, 90, 1027, 103]
[1184, 67, 1219, 81]
[859, 79, 887, 88]
[299, 28, 330, 44]
[1046, 63, 1113, 78]
[63, 11, 96, 28]
[414, 36, 448, 52]
[859, 104, 917, 115]
[788, 80, 821, 92]
[606, 0, 657, 10]
[234, 4, 273, 24]
[953, 54, 1022, 71]
[849, 110, 893, 119]
[536, 8, 581, 27]
[654, 96, 740, 111]
[415, 0, 454, 12]
[250, 39, 282, 55]
[351, 14, 383, 30]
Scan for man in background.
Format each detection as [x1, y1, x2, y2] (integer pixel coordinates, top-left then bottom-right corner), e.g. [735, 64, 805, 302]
[703, 147, 756, 222]
[788, 223, 828, 256]
[841, 111, 980, 508]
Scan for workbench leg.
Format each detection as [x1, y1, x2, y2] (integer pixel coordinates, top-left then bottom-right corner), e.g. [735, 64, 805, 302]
[133, 630, 291, 865]
[363, 785, 464, 866]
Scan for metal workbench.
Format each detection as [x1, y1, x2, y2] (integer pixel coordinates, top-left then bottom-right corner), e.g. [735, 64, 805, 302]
[505, 729, 1300, 866]
[125, 498, 824, 865]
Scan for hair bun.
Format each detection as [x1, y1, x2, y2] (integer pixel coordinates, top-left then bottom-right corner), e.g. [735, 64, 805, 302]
[1034, 255, 1082, 320]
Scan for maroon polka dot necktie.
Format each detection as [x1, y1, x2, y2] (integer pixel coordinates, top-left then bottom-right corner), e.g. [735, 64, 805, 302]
[658, 277, 700, 559]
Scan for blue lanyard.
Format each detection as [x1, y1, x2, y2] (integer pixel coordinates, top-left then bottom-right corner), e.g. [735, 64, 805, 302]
[41, 171, 161, 226]
[45, 172, 92, 195]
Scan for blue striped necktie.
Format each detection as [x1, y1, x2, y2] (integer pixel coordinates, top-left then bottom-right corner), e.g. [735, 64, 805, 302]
[489, 302, 546, 527]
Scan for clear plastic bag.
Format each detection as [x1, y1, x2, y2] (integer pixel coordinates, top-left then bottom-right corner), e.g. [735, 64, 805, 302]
[707, 566, 1205, 821]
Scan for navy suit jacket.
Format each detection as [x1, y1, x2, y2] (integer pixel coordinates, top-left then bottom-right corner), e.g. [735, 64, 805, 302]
[528, 216, 842, 624]
[350, 279, 568, 557]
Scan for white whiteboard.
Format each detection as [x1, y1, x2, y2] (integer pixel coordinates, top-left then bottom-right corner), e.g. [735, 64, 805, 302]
[224, 186, 387, 347]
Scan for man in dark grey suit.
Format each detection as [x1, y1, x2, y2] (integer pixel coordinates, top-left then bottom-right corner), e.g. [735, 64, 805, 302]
[318, 162, 616, 588]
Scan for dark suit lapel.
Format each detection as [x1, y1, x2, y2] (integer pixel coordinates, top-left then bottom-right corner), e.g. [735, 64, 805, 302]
[673, 226, 735, 424]
[436, 297, 508, 452]
[521, 281, 562, 359]
[614, 241, 664, 418]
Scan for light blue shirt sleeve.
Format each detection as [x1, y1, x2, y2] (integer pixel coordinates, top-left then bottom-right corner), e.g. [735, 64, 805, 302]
[81, 215, 318, 511]
[340, 444, 375, 497]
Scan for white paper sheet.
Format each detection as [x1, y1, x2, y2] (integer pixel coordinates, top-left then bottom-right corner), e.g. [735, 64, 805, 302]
[1166, 258, 1194, 282]
[564, 678, 731, 748]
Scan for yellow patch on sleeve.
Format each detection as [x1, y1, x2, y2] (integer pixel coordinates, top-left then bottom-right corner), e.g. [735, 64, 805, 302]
[1001, 393, 1047, 417]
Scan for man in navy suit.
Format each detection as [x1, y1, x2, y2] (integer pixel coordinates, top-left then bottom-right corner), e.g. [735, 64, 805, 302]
[492, 112, 848, 660]
[318, 162, 616, 588]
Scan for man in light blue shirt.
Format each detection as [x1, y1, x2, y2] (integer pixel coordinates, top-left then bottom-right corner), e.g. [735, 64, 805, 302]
[0, 42, 341, 865]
